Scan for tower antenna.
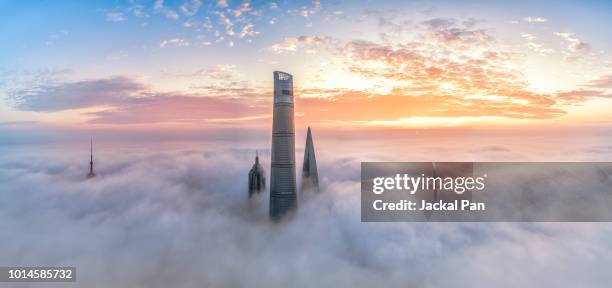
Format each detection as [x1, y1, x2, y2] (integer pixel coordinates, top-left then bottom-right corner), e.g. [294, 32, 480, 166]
[87, 137, 96, 178]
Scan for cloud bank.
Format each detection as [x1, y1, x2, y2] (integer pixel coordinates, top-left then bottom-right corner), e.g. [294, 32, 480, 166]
[1, 141, 612, 287]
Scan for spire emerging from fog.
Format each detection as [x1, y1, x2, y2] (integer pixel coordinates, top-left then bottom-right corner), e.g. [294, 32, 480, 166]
[269, 71, 297, 220]
[248, 151, 266, 197]
[301, 127, 319, 193]
[87, 138, 96, 178]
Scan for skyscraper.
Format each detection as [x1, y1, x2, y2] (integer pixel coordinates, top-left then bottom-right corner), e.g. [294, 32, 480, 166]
[87, 138, 96, 178]
[269, 71, 297, 220]
[301, 126, 319, 193]
[248, 151, 266, 197]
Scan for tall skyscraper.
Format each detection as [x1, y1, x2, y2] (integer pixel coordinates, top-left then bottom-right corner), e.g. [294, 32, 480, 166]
[248, 151, 266, 197]
[270, 71, 297, 220]
[301, 126, 319, 193]
[87, 138, 96, 178]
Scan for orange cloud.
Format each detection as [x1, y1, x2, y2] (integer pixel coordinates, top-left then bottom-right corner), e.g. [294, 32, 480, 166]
[8, 14, 612, 129]
[296, 89, 565, 124]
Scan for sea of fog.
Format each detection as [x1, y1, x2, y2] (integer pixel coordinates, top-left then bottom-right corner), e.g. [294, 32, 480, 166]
[1, 133, 612, 287]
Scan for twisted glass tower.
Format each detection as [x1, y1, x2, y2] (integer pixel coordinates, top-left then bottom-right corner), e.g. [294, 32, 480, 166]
[269, 71, 297, 219]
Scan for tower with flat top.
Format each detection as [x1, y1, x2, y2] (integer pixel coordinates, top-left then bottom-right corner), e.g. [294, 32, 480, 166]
[269, 71, 297, 220]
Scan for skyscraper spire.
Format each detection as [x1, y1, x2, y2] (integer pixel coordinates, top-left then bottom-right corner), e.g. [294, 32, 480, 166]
[248, 150, 266, 197]
[301, 126, 319, 193]
[87, 138, 96, 178]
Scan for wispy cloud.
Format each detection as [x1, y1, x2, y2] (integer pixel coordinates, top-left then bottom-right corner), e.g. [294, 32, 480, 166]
[216, 12, 235, 36]
[588, 75, 612, 89]
[159, 38, 190, 48]
[179, 0, 202, 16]
[9, 77, 145, 112]
[299, 89, 565, 122]
[521, 32, 535, 41]
[270, 36, 331, 54]
[521, 33, 554, 56]
[129, 4, 149, 18]
[88, 94, 267, 124]
[552, 73, 612, 104]
[300, 0, 321, 18]
[554, 32, 591, 61]
[239, 23, 258, 38]
[523, 16, 548, 23]
[192, 64, 238, 80]
[153, 0, 179, 20]
[420, 17, 493, 47]
[231, 1, 251, 17]
[165, 9, 179, 20]
[7, 75, 268, 125]
[154, 0, 164, 11]
[555, 32, 591, 52]
[43, 30, 69, 46]
[106, 11, 125, 22]
[216, 0, 228, 8]
[106, 51, 128, 61]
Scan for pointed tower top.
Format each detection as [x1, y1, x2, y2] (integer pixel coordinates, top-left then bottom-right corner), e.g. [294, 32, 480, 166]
[301, 126, 319, 192]
[87, 137, 96, 178]
[249, 150, 266, 196]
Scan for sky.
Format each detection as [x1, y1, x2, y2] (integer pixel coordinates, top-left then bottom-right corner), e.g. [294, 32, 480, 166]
[1, 0, 612, 133]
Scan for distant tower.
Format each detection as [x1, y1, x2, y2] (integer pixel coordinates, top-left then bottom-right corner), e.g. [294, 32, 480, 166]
[270, 71, 297, 220]
[248, 151, 266, 197]
[87, 138, 96, 178]
[301, 126, 319, 193]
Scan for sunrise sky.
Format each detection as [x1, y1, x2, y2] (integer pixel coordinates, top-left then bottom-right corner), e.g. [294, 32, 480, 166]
[1, 0, 612, 132]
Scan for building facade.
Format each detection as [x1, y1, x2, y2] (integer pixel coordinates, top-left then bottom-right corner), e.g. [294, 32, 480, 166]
[301, 126, 319, 193]
[248, 152, 266, 197]
[269, 71, 297, 219]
